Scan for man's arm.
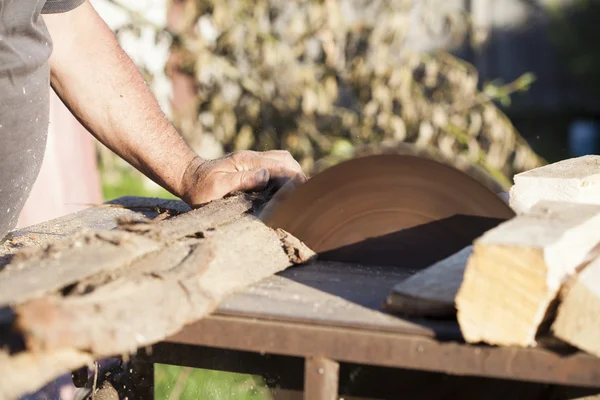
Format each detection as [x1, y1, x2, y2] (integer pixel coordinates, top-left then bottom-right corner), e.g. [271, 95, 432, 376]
[43, 1, 305, 206]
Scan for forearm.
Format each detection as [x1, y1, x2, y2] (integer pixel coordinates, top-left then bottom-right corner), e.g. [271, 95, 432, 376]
[43, 1, 197, 197]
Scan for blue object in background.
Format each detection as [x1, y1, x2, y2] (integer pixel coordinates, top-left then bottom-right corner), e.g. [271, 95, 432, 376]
[568, 120, 600, 157]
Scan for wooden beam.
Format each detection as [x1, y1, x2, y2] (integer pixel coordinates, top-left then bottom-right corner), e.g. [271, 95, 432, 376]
[304, 357, 339, 400]
[552, 258, 600, 357]
[0, 231, 162, 308]
[11, 214, 314, 355]
[0, 348, 93, 400]
[0, 196, 189, 257]
[456, 201, 600, 347]
[385, 246, 473, 317]
[0, 194, 254, 308]
[509, 155, 600, 214]
[0, 194, 315, 399]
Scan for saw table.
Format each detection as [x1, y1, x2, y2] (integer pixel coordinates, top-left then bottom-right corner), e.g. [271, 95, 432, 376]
[148, 263, 600, 399]
[2, 195, 599, 400]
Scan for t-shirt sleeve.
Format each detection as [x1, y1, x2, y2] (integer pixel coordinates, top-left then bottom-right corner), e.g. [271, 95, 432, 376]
[42, 0, 86, 14]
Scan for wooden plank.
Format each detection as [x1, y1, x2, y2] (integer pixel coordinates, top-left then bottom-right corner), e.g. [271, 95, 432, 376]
[0, 194, 254, 308]
[9, 215, 314, 356]
[0, 196, 190, 308]
[0, 231, 162, 308]
[509, 155, 600, 214]
[385, 246, 473, 317]
[12, 240, 211, 355]
[215, 262, 460, 339]
[132, 193, 256, 241]
[304, 357, 339, 400]
[552, 258, 600, 358]
[166, 315, 600, 389]
[456, 201, 600, 347]
[0, 347, 92, 400]
[0, 196, 189, 258]
[0, 194, 313, 399]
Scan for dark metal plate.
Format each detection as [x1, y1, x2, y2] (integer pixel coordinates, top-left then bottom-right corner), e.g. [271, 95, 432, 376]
[261, 154, 515, 268]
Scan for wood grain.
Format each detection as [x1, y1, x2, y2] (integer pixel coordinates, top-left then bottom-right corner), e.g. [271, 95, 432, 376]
[509, 155, 600, 213]
[0, 197, 189, 259]
[12, 216, 315, 356]
[552, 258, 600, 357]
[0, 194, 314, 399]
[0, 231, 162, 308]
[0, 195, 254, 308]
[216, 262, 456, 338]
[385, 246, 473, 317]
[134, 194, 255, 241]
[456, 201, 600, 347]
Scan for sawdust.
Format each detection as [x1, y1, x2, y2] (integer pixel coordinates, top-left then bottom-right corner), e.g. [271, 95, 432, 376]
[277, 228, 317, 265]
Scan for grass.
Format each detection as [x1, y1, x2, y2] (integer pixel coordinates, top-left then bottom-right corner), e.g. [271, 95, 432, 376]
[155, 365, 273, 400]
[99, 164, 273, 400]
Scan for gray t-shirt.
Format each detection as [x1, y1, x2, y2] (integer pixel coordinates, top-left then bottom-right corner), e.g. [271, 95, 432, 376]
[0, 0, 84, 240]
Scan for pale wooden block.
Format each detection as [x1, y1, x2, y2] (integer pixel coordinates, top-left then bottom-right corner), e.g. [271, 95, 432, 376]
[386, 246, 473, 317]
[509, 155, 600, 214]
[456, 200, 600, 347]
[552, 258, 600, 357]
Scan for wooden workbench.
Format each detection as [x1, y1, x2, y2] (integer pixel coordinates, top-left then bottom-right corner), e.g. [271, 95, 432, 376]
[1, 196, 600, 400]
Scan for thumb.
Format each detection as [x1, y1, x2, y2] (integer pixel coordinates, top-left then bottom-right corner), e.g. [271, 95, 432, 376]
[227, 168, 271, 192]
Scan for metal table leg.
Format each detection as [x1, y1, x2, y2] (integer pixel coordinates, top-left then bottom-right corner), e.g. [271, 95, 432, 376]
[304, 357, 339, 400]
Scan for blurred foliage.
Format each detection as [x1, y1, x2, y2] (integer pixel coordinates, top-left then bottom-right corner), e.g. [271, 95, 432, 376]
[164, 0, 544, 188]
[548, 0, 600, 95]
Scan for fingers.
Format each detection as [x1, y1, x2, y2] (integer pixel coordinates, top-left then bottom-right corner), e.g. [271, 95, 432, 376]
[237, 168, 271, 191]
[181, 150, 308, 208]
[216, 168, 271, 198]
[262, 150, 308, 182]
[185, 167, 271, 207]
[231, 150, 307, 188]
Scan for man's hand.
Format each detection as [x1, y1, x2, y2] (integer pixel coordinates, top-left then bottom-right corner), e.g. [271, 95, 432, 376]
[43, 1, 306, 207]
[180, 150, 306, 207]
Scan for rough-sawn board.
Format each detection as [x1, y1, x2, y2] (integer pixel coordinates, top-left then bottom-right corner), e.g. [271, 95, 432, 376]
[0, 194, 314, 400]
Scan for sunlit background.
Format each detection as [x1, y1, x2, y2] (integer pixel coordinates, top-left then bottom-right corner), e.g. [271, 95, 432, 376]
[20, 0, 600, 398]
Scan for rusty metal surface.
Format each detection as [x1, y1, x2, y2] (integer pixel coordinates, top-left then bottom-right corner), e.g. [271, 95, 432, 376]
[262, 154, 514, 267]
[143, 343, 600, 399]
[165, 315, 600, 389]
[215, 261, 461, 339]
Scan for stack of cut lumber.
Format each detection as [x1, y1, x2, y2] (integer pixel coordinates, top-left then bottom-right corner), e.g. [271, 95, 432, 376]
[0, 194, 314, 400]
[389, 155, 600, 357]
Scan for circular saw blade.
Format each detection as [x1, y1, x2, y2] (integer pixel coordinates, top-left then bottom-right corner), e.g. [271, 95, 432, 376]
[262, 154, 515, 268]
